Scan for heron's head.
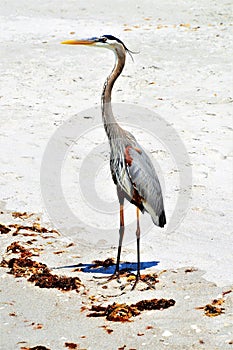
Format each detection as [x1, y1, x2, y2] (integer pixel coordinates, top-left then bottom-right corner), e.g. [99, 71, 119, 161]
[61, 35, 134, 59]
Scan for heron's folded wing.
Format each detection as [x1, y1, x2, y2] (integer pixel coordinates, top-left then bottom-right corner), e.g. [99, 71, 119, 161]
[126, 147, 164, 216]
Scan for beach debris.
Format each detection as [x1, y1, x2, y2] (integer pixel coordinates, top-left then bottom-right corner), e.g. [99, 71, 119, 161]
[1, 243, 83, 292]
[87, 298, 176, 322]
[28, 270, 82, 291]
[32, 323, 43, 330]
[9, 312, 17, 317]
[0, 223, 11, 234]
[179, 23, 191, 28]
[127, 272, 158, 285]
[203, 304, 225, 317]
[212, 298, 225, 306]
[185, 267, 198, 273]
[20, 346, 51, 350]
[7, 222, 60, 236]
[6, 242, 33, 257]
[146, 325, 154, 330]
[64, 343, 79, 349]
[12, 211, 34, 220]
[4, 241, 41, 258]
[87, 303, 139, 322]
[53, 250, 66, 255]
[100, 325, 113, 334]
[90, 258, 115, 269]
[66, 242, 75, 248]
[222, 289, 232, 296]
[0, 221, 60, 237]
[0, 259, 9, 267]
[196, 297, 225, 317]
[7, 242, 28, 254]
[7, 257, 49, 277]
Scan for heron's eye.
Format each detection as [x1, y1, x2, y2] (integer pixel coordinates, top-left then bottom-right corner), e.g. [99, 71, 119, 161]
[100, 37, 107, 43]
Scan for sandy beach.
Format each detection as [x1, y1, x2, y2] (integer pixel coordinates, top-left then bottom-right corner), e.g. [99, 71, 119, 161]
[0, 1, 233, 349]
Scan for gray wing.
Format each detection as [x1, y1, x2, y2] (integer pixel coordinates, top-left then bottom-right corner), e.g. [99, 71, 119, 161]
[126, 145, 165, 226]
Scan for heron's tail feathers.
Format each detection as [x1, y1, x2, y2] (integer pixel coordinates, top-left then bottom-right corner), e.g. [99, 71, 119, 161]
[150, 209, 166, 227]
[158, 210, 166, 228]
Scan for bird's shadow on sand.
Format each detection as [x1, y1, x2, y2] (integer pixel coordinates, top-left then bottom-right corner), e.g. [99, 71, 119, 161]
[53, 261, 159, 275]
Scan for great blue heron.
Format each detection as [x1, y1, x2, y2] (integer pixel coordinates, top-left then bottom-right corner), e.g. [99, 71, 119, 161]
[62, 35, 166, 289]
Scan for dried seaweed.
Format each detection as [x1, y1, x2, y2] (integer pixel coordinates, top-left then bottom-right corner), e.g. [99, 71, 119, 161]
[127, 273, 159, 286]
[8, 257, 49, 277]
[87, 298, 176, 322]
[212, 298, 225, 306]
[185, 267, 198, 273]
[0, 259, 9, 267]
[2, 254, 83, 292]
[222, 289, 232, 296]
[106, 303, 140, 321]
[6, 241, 40, 258]
[203, 304, 225, 317]
[196, 298, 225, 317]
[7, 242, 29, 254]
[12, 212, 34, 220]
[90, 258, 115, 269]
[7, 223, 59, 236]
[32, 323, 43, 330]
[100, 325, 113, 334]
[133, 298, 175, 311]
[28, 272, 82, 291]
[64, 342, 78, 349]
[0, 223, 11, 234]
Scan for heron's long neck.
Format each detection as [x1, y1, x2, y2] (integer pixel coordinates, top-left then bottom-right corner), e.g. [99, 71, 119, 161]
[101, 50, 126, 140]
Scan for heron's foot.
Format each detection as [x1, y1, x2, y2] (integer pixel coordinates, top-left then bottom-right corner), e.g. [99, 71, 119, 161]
[107, 271, 121, 283]
[127, 273, 157, 291]
[94, 271, 158, 290]
[94, 271, 121, 285]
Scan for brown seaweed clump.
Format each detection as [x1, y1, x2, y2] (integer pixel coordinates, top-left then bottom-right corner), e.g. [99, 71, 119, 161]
[203, 304, 225, 317]
[196, 297, 226, 317]
[87, 298, 176, 322]
[28, 271, 82, 291]
[7, 257, 49, 277]
[64, 342, 79, 349]
[0, 222, 60, 236]
[0, 223, 11, 234]
[90, 258, 115, 269]
[1, 245, 83, 293]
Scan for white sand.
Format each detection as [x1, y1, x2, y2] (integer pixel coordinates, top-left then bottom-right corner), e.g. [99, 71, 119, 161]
[0, 1, 233, 349]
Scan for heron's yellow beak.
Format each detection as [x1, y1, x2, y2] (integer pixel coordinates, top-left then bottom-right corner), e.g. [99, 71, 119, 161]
[61, 39, 96, 45]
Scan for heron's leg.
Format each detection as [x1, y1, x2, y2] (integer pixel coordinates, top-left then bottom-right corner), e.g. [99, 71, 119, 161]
[136, 207, 141, 279]
[128, 208, 155, 291]
[115, 199, 124, 280]
[95, 193, 124, 285]
[131, 208, 141, 290]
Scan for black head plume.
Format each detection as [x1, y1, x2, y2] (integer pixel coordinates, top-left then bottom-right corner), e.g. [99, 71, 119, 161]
[101, 35, 139, 61]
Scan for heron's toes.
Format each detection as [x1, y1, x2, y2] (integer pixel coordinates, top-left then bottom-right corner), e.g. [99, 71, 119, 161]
[96, 272, 121, 286]
[130, 274, 156, 291]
